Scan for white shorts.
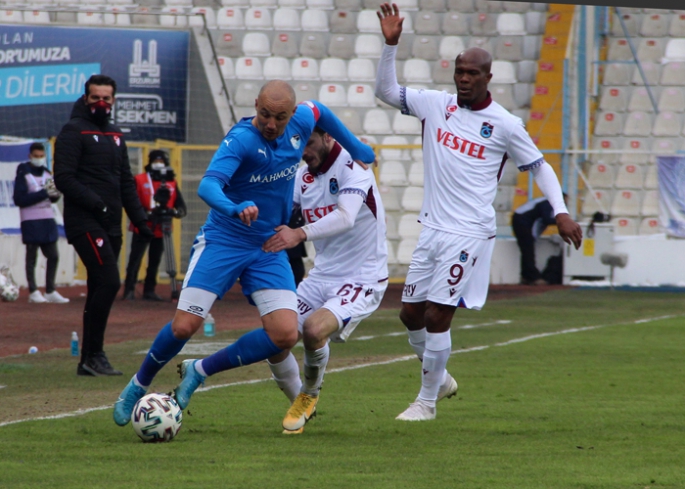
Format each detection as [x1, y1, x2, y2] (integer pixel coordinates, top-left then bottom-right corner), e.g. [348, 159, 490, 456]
[296, 277, 388, 343]
[402, 227, 495, 310]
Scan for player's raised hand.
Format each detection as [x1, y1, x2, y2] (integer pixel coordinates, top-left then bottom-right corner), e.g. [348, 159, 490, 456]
[377, 3, 404, 46]
[262, 225, 307, 253]
[555, 213, 583, 250]
[238, 205, 259, 227]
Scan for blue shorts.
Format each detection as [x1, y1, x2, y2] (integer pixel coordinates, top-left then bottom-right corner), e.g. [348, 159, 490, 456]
[182, 226, 296, 300]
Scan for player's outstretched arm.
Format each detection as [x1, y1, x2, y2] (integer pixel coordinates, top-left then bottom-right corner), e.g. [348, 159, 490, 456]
[198, 176, 258, 226]
[374, 4, 405, 109]
[309, 101, 376, 164]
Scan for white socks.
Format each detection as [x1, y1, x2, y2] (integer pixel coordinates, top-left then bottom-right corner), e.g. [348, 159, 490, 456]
[267, 353, 302, 403]
[302, 343, 330, 397]
[407, 328, 426, 360]
[417, 331, 452, 408]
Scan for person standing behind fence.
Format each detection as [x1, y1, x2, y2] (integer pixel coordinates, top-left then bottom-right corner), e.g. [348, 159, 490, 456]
[12, 142, 69, 304]
[54, 74, 153, 377]
[122, 150, 187, 302]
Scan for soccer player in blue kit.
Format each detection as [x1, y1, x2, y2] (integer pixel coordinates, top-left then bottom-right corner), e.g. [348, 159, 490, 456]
[113, 80, 376, 426]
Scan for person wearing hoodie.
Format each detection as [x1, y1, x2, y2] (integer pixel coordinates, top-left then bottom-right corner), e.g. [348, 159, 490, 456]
[12, 142, 69, 304]
[122, 149, 187, 302]
[54, 74, 153, 377]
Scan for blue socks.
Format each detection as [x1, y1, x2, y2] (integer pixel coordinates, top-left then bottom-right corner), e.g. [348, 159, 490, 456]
[136, 322, 188, 387]
[201, 329, 282, 377]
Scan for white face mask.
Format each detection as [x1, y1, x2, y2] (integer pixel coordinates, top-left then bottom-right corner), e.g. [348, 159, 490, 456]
[30, 157, 46, 167]
[150, 162, 166, 171]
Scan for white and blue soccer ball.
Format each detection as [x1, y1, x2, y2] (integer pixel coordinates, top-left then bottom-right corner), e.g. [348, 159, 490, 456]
[1, 283, 19, 302]
[131, 393, 183, 443]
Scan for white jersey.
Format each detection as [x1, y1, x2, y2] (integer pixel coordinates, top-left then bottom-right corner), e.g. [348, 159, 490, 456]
[294, 143, 388, 283]
[400, 87, 544, 239]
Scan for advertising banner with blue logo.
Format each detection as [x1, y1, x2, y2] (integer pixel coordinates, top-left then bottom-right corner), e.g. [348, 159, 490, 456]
[0, 25, 189, 141]
[656, 156, 685, 238]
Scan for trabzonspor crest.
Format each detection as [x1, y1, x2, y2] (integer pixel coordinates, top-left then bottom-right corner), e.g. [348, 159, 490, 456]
[480, 122, 494, 139]
[329, 177, 339, 195]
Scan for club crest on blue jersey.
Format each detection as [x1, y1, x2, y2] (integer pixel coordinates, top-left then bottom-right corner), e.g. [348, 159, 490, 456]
[459, 249, 469, 263]
[290, 134, 301, 149]
[329, 178, 339, 195]
[480, 122, 494, 139]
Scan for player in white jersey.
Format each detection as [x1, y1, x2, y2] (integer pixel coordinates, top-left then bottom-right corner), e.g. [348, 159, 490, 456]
[376, 3, 583, 421]
[263, 127, 389, 434]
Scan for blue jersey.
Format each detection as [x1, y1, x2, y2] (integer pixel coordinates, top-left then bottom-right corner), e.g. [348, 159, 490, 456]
[202, 101, 375, 245]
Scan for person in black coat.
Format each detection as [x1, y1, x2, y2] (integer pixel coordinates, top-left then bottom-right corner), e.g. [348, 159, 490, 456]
[13, 142, 70, 304]
[54, 74, 153, 377]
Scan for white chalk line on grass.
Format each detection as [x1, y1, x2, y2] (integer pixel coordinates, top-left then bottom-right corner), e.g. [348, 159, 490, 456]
[0, 314, 676, 429]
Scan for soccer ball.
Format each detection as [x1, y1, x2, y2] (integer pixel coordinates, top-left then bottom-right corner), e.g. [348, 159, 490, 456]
[1, 283, 19, 302]
[131, 393, 183, 443]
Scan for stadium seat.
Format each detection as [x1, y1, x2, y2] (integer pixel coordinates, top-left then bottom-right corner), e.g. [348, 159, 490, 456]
[496, 12, 525, 35]
[610, 12, 638, 37]
[347, 83, 376, 107]
[620, 138, 650, 165]
[355, 34, 383, 58]
[643, 164, 659, 190]
[356, 9, 380, 32]
[516, 60, 537, 83]
[330, 9, 356, 33]
[393, 112, 422, 135]
[77, 10, 104, 25]
[307, 0, 334, 8]
[403, 59, 432, 84]
[380, 135, 411, 161]
[513, 83, 532, 108]
[622, 111, 652, 137]
[419, 0, 446, 12]
[189, 7, 216, 27]
[638, 217, 661, 235]
[608, 38, 632, 61]
[502, 1, 529, 12]
[279, 0, 306, 8]
[396, 35, 412, 61]
[347, 58, 375, 82]
[448, 0, 475, 13]
[414, 10, 441, 34]
[272, 32, 299, 58]
[334, 0, 362, 10]
[603, 63, 633, 86]
[300, 33, 327, 58]
[395, 0, 419, 10]
[471, 12, 498, 36]
[614, 163, 644, 189]
[263, 56, 292, 79]
[432, 59, 454, 85]
[401, 186, 424, 212]
[291, 57, 319, 80]
[332, 108, 362, 134]
[379, 186, 401, 212]
[221, 0, 249, 6]
[397, 238, 418, 264]
[385, 214, 400, 241]
[320, 58, 348, 81]
[251, 0, 278, 7]
[637, 38, 665, 62]
[218, 56, 235, 79]
[160, 8, 189, 27]
[301, 8, 328, 30]
[293, 82, 320, 102]
[235, 57, 263, 79]
[244, 8, 272, 29]
[627, 87, 657, 113]
[494, 36, 524, 61]
[639, 13, 669, 37]
[587, 163, 615, 189]
[490, 61, 517, 84]
[442, 12, 470, 36]
[660, 62, 685, 86]
[398, 213, 423, 239]
[581, 189, 612, 216]
[242, 32, 271, 56]
[379, 161, 409, 186]
[479, 0, 503, 12]
[652, 111, 682, 137]
[273, 8, 300, 30]
[612, 217, 638, 236]
[439, 36, 465, 60]
[524, 11, 546, 35]
[410, 135, 423, 161]
[363, 109, 392, 134]
[663, 39, 685, 62]
[490, 84, 517, 110]
[318, 83, 347, 106]
[640, 190, 660, 216]
[631, 62, 661, 86]
[407, 162, 424, 186]
[651, 138, 679, 163]
[657, 87, 685, 112]
[217, 7, 245, 28]
[600, 86, 629, 112]
[23, 10, 51, 24]
[493, 185, 514, 211]
[216, 31, 243, 57]
[668, 12, 685, 37]
[412, 37, 440, 61]
[329, 34, 355, 59]
[234, 81, 261, 106]
[610, 190, 641, 217]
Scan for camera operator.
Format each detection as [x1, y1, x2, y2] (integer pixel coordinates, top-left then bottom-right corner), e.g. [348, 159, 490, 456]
[123, 150, 186, 301]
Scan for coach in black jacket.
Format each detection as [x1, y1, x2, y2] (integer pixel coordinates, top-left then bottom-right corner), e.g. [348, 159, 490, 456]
[54, 74, 153, 377]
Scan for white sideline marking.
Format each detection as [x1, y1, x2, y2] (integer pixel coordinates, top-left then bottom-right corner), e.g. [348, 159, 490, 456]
[0, 314, 675, 428]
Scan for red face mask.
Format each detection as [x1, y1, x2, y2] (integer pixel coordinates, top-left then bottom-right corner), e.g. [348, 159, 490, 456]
[88, 99, 112, 122]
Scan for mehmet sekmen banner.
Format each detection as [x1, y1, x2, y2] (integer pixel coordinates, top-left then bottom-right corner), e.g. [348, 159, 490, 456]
[0, 25, 189, 141]
[656, 156, 685, 238]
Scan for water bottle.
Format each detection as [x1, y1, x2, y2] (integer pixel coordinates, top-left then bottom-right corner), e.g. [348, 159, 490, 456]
[70, 331, 79, 356]
[203, 314, 215, 337]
